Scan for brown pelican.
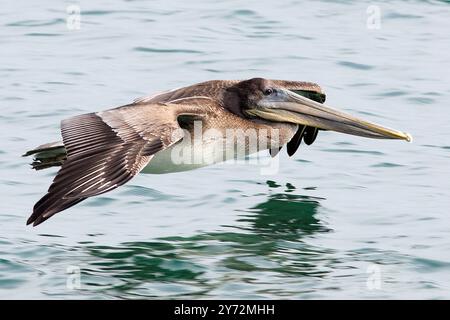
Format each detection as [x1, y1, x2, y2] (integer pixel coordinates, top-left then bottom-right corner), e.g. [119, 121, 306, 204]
[24, 78, 411, 226]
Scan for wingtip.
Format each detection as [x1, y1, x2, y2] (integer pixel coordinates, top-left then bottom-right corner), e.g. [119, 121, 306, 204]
[27, 215, 46, 227]
[33, 218, 44, 227]
[26, 216, 35, 226]
[26, 210, 44, 226]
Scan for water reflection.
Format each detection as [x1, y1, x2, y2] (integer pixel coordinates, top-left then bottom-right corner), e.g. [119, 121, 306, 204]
[82, 182, 335, 298]
[238, 190, 329, 239]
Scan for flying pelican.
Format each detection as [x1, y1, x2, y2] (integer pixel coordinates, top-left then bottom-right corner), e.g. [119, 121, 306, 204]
[24, 78, 411, 226]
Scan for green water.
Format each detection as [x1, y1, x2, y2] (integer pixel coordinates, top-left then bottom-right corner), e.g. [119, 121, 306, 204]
[1, 0, 450, 299]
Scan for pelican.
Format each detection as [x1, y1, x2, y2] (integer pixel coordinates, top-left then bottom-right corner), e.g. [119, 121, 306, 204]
[24, 78, 411, 226]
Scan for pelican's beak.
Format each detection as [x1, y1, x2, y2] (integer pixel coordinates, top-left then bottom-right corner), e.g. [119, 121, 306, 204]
[247, 88, 412, 142]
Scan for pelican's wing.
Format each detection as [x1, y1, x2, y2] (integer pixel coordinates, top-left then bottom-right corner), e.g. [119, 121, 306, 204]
[27, 102, 201, 226]
[134, 80, 238, 104]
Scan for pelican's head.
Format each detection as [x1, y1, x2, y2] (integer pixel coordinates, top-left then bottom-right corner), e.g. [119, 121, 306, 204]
[229, 78, 412, 142]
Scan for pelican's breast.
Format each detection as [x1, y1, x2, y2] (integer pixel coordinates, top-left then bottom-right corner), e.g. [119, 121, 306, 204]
[142, 116, 297, 174]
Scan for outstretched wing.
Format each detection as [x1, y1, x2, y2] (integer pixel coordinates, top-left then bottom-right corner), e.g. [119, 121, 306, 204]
[27, 103, 192, 226]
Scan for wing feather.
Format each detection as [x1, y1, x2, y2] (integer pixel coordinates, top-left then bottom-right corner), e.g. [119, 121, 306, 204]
[27, 103, 189, 226]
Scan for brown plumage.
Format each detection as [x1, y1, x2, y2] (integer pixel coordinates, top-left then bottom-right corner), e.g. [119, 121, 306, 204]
[25, 77, 410, 226]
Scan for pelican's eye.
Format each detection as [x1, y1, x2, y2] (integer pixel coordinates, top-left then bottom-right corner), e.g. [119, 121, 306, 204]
[263, 88, 273, 96]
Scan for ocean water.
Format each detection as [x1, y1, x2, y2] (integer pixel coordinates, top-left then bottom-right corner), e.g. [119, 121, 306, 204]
[1, 0, 450, 299]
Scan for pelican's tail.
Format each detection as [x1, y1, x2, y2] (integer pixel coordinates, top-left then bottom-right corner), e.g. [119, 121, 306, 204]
[23, 141, 66, 170]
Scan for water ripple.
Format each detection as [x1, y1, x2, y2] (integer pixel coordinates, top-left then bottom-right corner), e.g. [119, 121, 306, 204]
[321, 148, 384, 155]
[337, 61, 374, 70]
[134, 47, 203, 54]
[6, 18, 64, 27]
